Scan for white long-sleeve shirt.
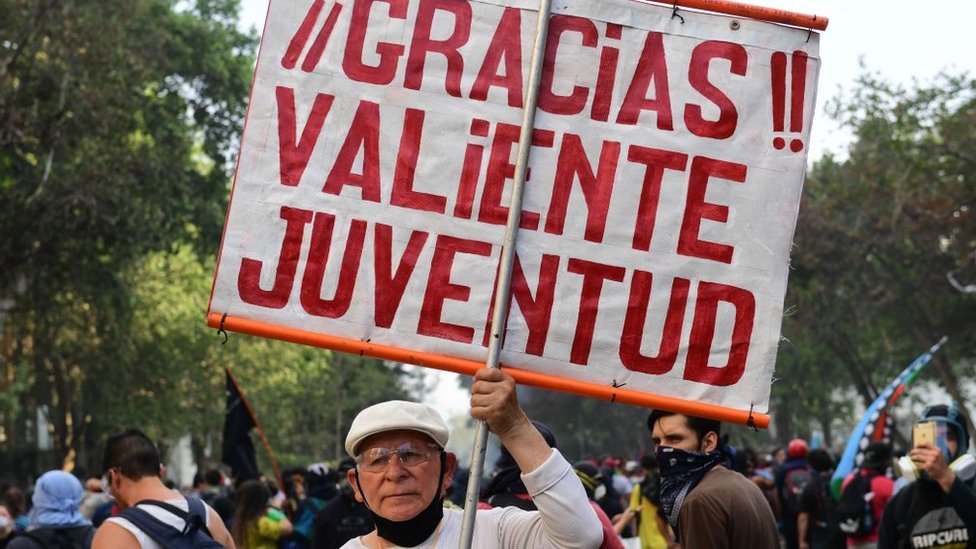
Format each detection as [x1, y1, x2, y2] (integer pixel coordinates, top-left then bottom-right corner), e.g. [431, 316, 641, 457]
[341, 449, 603, 549]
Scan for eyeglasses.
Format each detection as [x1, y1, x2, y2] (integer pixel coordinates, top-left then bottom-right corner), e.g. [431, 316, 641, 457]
[355, 442, 441, 473]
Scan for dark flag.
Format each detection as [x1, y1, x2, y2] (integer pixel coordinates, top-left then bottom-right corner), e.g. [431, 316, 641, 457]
[222, 368, 260, 481]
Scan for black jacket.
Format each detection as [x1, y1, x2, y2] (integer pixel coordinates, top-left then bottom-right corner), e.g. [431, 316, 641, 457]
[5, 526, 94, 549]
[877, 477, 976, 549]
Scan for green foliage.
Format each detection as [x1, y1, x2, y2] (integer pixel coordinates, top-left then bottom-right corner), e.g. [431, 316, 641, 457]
[779, 71, 976, 447]
[518, 388, 649, 461]
[121, 244, 417, 471]
[0, 0, 257, 475]
[0, 0, 417, 479]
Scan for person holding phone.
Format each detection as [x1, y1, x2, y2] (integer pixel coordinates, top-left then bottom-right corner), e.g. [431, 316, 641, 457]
[877, 403, 976, 548]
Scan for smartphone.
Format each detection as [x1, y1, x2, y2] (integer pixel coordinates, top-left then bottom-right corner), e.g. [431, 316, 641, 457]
[913, 422, 936, 448]
[913, 421, 950, 458]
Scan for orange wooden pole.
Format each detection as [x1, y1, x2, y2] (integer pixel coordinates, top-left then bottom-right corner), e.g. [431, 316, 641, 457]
[208, 313, 770, 429]
[638, 0, 828, 30]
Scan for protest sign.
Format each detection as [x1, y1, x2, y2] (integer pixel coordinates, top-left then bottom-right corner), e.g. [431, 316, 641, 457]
[209, 0, 824, 425]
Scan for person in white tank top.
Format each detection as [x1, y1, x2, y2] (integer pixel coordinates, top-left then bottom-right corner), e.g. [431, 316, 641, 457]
[91, 429, 236, 549]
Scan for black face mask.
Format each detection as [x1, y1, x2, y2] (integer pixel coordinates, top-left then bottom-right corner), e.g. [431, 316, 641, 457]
[355, 452, 447, 547]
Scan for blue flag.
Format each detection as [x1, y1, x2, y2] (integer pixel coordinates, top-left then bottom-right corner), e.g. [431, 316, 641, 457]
[830, 337, 947, 499]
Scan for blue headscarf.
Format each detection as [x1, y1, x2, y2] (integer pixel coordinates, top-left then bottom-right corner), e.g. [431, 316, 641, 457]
[29, 471, 91, 528]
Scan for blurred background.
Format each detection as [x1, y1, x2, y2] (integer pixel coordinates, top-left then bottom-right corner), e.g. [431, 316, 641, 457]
[0, 0, 973, 488]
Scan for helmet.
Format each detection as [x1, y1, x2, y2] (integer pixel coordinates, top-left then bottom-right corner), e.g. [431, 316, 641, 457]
[787, 438, 808, 460]
[919, 403, 970, 458]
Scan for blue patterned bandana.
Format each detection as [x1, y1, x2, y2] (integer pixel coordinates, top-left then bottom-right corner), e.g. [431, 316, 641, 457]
[656, 446, 730, 529]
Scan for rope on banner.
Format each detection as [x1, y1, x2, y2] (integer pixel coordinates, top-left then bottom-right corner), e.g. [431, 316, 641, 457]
[217, 312, 229, 345]
[671, 2, 685, 24]
[611, 380, 627, 403]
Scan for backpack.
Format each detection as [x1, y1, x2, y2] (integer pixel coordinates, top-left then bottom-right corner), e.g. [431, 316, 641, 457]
[813, 471, 846, 548]
[19, 526, 94, 549]
[836, 471, 877, 538]
[118, 496, 223, 549]
[783, 466, 811, 517]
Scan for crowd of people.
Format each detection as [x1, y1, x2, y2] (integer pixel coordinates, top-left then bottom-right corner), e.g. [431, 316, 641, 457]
[0, 367, 973, 548]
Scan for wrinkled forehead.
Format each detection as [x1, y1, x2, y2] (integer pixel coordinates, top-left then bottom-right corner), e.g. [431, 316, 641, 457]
[357, 429, 439, 453]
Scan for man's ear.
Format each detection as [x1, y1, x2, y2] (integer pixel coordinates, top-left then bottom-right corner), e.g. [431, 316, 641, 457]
[347, 468, 364, 502]
[441, 453, 458, 496]
[701, 431, 719, 453]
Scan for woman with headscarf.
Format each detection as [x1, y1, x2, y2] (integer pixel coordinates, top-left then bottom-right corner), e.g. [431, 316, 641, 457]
[6, 470, 94, 549]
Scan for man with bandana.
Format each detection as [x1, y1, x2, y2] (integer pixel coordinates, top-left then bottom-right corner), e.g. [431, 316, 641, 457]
[648, 409, 779, 549]
[339, 366, 603, 549]
[877, 403, 976, 549]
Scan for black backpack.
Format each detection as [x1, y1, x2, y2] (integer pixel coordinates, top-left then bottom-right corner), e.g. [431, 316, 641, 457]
[813, 471, 846, 548]
[782, 466, 811, 517]
[18, 526, 94, 549]
[836, 471, 877, 538]
[118, 496, 223, 549]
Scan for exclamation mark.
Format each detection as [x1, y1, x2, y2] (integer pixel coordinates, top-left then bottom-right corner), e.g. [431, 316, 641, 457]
[770, 50, 809, 153]
[789, 51, 808, 152]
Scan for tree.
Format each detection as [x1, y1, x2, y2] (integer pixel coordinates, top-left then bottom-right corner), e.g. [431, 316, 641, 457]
[0, 1, 447, 483]
[779, 71, 976, 447]
[0, 0, 257, 476]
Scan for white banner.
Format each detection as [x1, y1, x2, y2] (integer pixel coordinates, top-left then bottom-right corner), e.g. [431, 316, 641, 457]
[210, 0, 821, 413]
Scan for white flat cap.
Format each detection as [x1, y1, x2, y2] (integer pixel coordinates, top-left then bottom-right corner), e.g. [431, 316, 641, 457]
[345, 400, 450, 456]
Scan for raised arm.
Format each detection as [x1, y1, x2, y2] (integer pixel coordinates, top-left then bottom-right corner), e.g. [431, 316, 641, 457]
[470, 367, 551, 474]
[469, 367, 603, 549]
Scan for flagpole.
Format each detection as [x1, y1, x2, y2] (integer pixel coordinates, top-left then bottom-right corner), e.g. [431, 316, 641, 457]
[225, 366, 284, 491]
[457, 0, 552, 547]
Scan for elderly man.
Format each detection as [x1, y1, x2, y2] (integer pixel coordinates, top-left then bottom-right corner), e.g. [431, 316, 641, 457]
[648, 409, 779, 549]
[340, 366, 603, 548]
